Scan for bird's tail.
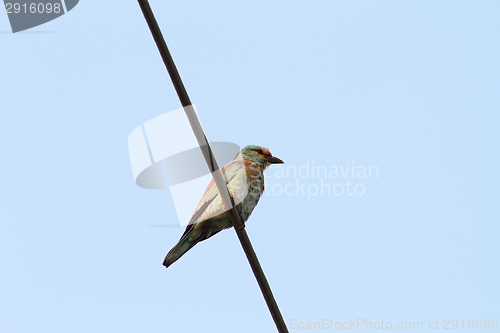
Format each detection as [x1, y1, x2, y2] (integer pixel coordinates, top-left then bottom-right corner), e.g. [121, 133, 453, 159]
[163, 221, 225, 268]
[162, 236, 197, 268]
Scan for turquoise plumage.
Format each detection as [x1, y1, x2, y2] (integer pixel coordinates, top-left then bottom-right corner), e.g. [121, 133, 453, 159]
[163, 145, 284, 267]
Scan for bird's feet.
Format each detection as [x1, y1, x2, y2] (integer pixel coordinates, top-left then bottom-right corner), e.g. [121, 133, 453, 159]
[237, 223, 246, 230]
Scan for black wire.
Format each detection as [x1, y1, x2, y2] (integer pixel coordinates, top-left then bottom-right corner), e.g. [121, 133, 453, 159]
[136, 2, 289, 332]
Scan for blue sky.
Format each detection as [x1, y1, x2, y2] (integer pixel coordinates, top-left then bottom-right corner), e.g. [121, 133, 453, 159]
[1, 1, 499, 332]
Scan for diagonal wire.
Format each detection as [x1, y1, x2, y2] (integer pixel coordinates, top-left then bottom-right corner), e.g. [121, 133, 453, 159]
[136, 1, 288, 332]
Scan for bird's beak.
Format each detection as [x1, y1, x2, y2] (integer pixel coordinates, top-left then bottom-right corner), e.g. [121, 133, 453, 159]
[267, 156, 284, 164]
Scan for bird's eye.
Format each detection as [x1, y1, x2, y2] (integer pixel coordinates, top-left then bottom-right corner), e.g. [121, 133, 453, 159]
[256, 149, 263, 154]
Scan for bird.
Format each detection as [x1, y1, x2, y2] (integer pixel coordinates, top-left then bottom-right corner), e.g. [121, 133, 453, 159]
[163, 145, 284, 268]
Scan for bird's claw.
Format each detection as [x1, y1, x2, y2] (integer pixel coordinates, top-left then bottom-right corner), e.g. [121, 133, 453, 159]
[237, 223, 246, 230]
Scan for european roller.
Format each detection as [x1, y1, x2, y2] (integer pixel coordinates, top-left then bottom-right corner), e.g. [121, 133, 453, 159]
[163, 145, 284, 267]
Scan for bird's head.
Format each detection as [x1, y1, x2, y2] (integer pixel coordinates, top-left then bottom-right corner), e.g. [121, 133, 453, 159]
[241, 145, 284, 169]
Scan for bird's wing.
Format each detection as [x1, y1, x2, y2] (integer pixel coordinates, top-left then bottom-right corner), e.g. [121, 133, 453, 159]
[190, 158, 247, 225]
[177, 158, 248, 238]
